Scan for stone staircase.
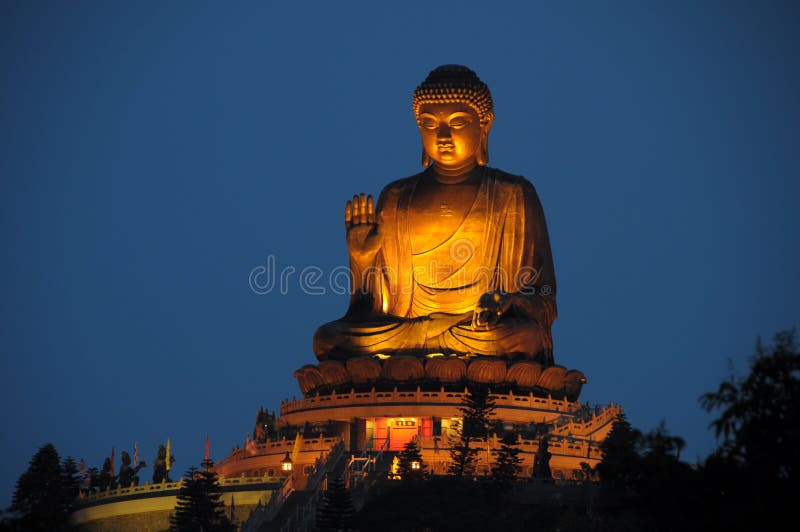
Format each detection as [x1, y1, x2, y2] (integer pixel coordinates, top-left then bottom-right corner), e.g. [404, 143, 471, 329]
[243, 438, 396, 532]
[242, 440, 346, 532]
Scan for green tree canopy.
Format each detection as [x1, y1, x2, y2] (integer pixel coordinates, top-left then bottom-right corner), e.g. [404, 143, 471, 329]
[315, 474, 355, 532]
[490, 431, 523, 490]
[397, 440, 427, 481]
[698, 329, 800, 529]
[596, 414, 642, 490]
[701, 328, 800, 481]
[10, 443, 69, 531]
[448, 386, 496, 478]
[169, 466, 234, 532]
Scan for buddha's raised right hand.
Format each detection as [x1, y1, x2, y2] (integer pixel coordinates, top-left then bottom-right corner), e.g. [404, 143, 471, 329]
[345, 193, 382, 262]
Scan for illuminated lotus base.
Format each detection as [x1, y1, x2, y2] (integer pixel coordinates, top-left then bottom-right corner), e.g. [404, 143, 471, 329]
[294, 355, 587, 402]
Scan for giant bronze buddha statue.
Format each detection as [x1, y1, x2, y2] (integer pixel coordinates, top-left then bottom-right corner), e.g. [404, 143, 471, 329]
[313, 65, 558, 368]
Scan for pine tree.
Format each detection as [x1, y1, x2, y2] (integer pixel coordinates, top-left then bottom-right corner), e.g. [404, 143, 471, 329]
[10, 443, 69, 531]
[596, 414, 642, 490]
[460, 386, 496, 440]
[315, 474, 355, 532]
[448, 418, 478, 478]
[397, 441, 427, 481]
[448, 386, 496, 478]
[60, 456, 80, 514]
[491, 432, 522, 489]
[87, 467, 101, 493]
[169, 466, 234, 531]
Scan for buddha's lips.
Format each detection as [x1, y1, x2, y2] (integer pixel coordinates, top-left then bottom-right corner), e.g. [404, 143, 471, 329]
[437, 144, 455, 152]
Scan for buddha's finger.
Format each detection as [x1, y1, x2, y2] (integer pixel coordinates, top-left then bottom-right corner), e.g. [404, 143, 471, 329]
[367, 195, 375, 224]
[352, 195, 360, 223]
[345, 200, 353, 227]
[359, 193, 367, 224]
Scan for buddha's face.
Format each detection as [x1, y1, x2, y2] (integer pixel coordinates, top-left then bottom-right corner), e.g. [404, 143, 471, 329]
[417, 102, 489, 173]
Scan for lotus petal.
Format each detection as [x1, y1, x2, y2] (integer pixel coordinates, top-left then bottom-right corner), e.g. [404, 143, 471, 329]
[537, 365, 568, 391]
[466, 358, 507, 384]
[382, 356, 424, 381]
[319, 360, 349, 387]
[294, 365, 325, 394]
[425, 357, 467, 382]
[505, 361, 543, 388]
[345, 357, 382, 384]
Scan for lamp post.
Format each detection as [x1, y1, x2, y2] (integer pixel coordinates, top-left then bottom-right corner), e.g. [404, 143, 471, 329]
[281, 452, 293, 474]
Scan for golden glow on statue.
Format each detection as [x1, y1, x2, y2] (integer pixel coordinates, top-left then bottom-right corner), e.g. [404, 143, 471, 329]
[417, 102, 490, 175]
[314, 65, 557, 366]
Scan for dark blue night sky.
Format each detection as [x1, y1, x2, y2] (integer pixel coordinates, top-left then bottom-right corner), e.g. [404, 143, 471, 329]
[1, 0, 798, 506]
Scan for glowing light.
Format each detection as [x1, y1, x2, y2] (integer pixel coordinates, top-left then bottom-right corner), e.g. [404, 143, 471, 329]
[374, 353, 391, 360]
[411, 461, 421, 470]
[426, 353, 445, 358]
[280, 452, 293, 472]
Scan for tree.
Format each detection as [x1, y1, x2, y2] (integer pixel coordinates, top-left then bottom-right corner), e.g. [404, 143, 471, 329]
[594, 416, 703, 531]
[397, 440, 426, 481]
[169, 466, 234, 532]
[87, 467, 101, 493]
[700, 329, 800, 481]
[10, 443, 69, 531]
[490, 432, 522, 490]
[460, 386, 496, 440]
[315, 474, 355, 532]
[448, 386, 496, 478]
[575, 461, 597, 483]
[698, 329, 800, 529]
[60, 457, 80, 514]
[596, 414, 642, 490]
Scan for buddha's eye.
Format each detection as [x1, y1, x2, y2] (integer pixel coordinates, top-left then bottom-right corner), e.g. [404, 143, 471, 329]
[420, 118, 438, 130]
[449, 117, 471, 129]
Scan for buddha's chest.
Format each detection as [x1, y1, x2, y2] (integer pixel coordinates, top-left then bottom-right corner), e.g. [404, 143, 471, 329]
[407, 182, 480, 253]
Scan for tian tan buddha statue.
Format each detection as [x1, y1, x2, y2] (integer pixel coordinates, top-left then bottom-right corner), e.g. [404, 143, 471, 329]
[313, 65, 559, 368]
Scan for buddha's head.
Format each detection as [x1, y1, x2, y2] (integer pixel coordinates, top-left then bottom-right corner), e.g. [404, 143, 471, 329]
[413, 65, 494, 174]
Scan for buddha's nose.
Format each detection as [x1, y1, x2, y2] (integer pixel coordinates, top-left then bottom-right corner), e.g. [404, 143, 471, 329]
[437, 123, 452, 140]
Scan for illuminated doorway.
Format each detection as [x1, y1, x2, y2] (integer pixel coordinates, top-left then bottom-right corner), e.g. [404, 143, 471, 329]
[370, 417, 420, 451]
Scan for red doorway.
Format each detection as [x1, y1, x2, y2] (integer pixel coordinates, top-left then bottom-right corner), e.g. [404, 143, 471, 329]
[374, 418, 421, 451]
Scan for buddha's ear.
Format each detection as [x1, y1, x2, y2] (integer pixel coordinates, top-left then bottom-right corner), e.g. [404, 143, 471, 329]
[478, 114, 493, 166]
[421, 146, 431, 168]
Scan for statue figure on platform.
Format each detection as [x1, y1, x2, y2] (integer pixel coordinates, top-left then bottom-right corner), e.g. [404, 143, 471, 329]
[314, 65, 557, 365]
[117, 450, 145, 488]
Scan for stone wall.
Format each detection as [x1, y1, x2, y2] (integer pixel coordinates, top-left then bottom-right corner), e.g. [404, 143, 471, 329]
[70, 479, 275, 531]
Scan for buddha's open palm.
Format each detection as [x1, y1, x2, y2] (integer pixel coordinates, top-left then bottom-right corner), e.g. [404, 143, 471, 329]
[345, 193, 381, 260]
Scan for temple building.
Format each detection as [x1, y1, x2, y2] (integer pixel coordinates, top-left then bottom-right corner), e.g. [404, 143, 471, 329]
[216, 363, 619, 483]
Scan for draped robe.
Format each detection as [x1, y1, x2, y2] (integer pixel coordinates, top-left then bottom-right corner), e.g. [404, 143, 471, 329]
[313, 167, 557, 363]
